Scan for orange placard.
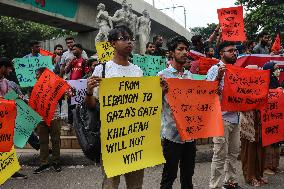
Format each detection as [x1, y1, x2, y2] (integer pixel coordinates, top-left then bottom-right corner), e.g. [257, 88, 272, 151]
[40, 48, 53, 57]
[260, 89, 284, 146]
[0, 99, 17, 152]
[217, 6, 246, 41]
[198, 57, 219, 75]
[29, 69, 70, 126]
[221, 65, 270, 111]
[166, 79, 224, 141]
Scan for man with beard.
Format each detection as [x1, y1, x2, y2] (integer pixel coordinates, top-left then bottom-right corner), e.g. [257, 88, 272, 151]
[207, 41, 243, 189]
[85, 25, 144, 189]
[158, 36, 196, 189]
[253, 31, 270, 54]
[153, 35, 166, 56]
[145, 42, 156, 55]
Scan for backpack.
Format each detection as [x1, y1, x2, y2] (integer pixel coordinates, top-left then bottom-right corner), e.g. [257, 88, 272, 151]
[73, 63, 106, 163]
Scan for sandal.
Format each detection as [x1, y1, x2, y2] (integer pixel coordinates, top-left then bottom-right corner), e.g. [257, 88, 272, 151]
[248, 179, 260, 187]
[258, 177, 268, 185]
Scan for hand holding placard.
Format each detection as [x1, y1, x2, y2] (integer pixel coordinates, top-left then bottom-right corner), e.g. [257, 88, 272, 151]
[166, 79, 224, 140]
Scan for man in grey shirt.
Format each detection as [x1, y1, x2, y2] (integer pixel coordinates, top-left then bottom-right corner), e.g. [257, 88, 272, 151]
[253, 31, 270, 54]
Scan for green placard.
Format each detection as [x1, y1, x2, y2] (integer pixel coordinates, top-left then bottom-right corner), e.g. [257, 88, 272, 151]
[133, 54, 167, 76]
[13, 56, 53, 87]
[16, 0, 78, 18]
[5, 91, 42, 148]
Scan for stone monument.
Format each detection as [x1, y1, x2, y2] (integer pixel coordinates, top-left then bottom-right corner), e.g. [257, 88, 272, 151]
[111, 0, 130, 27]
[137, 9, 151, 54]
[128, 3, 138, 36]
[95, 3, 113, 43]
[95, 1, 152, 54]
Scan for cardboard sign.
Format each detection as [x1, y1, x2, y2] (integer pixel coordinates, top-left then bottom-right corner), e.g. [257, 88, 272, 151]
[5, 90, 42, 148]
[221, 65, 270, 111]
[67, 79, 87, 105]
[0, 147, 21, 185]
[0, 99, 16, 152]
[29, 69, 70, 126]
[260, 89, 284, 146]
[198, 57, 219, 75]
[13, 56, 54, 87]
[132, 54, 167, 76]
[96, 41, 114, 63]
[166, 79, 224, 140]
[99, 77, 165, 178]
[217, 6, 246, 41]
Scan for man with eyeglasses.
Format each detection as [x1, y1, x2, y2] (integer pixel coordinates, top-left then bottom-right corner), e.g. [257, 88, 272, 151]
[206, 41, 243, 189]
[85, 25, 144, 189]
[253, 31, 270, 54]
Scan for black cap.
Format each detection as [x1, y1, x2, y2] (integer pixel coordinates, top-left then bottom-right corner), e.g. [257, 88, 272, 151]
[0, 57, 13, 67]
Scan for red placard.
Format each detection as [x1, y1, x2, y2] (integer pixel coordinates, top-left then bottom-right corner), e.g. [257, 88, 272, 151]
[217, 6, 246, 41]
[166, 79, 224, 141]
[271, 33, 281, 53]
[260, 89, 284, 146]
[198, 57, 219, 75]
[29, 69, 70, 126]
[40, 48, 53, 57]
[0, 99, 16, 152]
[221, 65, 270, 111]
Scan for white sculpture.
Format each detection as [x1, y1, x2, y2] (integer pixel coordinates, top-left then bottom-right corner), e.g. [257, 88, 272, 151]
[128, 3, 138, 36]
[112, 0, 130, 27]
[95, 3, 113, 43]
[137, 10, 151, 54]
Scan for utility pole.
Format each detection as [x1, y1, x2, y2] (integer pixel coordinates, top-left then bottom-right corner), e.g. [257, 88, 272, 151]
[152, 0, 155, 8]
[159, 6, 187, 28]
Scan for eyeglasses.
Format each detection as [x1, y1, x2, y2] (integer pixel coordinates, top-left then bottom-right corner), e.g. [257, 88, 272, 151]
[117, 36, 136, 42]
[223, 48, 238, 53]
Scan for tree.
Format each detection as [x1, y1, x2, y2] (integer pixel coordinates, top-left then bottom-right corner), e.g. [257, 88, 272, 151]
[190, 23, 218, 41]
[0, 16, 75, 58]
[236, 0, 284, 40]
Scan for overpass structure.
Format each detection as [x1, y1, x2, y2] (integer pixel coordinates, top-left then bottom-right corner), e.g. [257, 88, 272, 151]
[0, 0, 192, 52]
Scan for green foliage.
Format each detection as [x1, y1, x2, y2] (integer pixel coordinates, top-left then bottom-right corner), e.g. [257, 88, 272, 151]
[236, 0, 284, 40]
[0, 16, 75, 58]
[190, 23, 218, 41]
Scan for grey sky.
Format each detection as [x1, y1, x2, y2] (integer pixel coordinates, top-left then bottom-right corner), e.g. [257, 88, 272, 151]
[144, 0, 237, 29]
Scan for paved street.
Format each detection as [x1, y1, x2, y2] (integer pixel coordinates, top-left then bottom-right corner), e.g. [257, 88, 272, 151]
[2, 157, 283, 189]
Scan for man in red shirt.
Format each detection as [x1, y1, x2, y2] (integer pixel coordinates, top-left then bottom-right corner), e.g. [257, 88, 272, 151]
[64, 44, 88, 130]
[65, 43, 88, 80]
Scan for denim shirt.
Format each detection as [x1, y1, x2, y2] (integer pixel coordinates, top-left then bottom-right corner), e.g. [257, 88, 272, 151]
[158, 65, 193, 143]
[206, 61, 239, 124]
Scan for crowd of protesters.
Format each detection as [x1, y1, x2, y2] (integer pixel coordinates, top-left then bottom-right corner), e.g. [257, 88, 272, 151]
[1, 20, 284, 189]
